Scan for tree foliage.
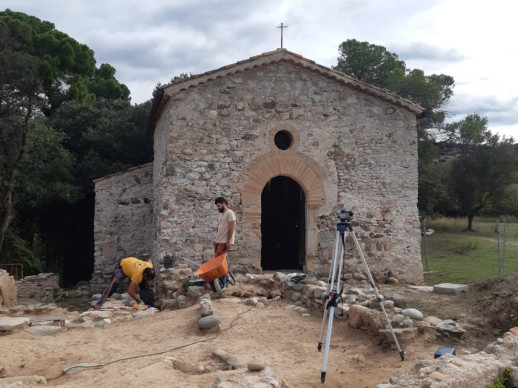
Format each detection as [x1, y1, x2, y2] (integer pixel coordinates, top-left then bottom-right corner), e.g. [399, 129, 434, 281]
[334, 39, 454, 131]
[0, 9, 129, 116]
[442, 114, 518, 230]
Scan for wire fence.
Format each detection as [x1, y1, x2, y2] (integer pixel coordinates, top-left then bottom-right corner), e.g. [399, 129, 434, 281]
[420, 217, 518, 285]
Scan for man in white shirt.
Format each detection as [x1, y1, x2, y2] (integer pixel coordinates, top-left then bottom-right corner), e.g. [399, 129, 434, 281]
[214, 197, 236, 257]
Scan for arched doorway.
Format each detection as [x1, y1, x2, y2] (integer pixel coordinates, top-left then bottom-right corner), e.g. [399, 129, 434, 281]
[261, 176, 305, 270]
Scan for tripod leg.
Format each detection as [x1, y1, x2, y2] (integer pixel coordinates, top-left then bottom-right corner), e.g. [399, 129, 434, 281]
[321, 231, 346, 383]
[350, 231, 405, 360]
[318, 230, 341, 351]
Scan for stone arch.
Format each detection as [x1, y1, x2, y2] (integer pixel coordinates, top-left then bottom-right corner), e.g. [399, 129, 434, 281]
[242, 152, 326, 223]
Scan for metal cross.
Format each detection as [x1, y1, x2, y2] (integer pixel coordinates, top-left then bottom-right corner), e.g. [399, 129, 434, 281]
[277, 23, 288, 48]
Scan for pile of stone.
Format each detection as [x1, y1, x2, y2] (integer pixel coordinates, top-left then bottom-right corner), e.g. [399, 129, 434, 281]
[0, 269, 16, 308]
[0, 303, 73, 336]
[16, 273, 59, 304]
[377, 329, 518, 387]
[198, 295, 221, 333]
[158, 263, 212, 311]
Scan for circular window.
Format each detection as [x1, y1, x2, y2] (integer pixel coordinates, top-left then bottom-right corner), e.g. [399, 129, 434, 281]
[273, 130, 293, 150]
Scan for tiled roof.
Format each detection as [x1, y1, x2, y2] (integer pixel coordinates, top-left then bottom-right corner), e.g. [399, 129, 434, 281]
[148, 48, 425, 136]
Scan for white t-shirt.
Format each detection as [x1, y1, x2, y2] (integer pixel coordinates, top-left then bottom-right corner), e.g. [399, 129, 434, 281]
[215, 209, 236, 244]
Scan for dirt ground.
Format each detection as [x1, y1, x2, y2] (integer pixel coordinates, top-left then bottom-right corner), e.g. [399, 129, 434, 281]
[0, 283, 496, 388]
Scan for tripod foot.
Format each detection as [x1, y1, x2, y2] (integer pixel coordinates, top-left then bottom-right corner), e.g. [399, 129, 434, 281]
[317, 342, 322, 352]
[321, 371, 326, 383]
[400, 351, 405, 361]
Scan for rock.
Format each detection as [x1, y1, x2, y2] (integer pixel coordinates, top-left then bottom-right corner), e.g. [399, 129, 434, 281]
[433, 283, 468, 295]
[226, 357, 242, 370]
[383, 300, 395, 309]
[111, 293, 122, 300]
[401, 318, 415, 328]
[200, 302, 213, 317]
[94, 319, 111, 328]
[212, 348, 230, 361]
[348, 305, 386, 333]
[291, 292, 302, 301]
[424, 316, 442, 326]
[199, 314, 221, 329]
[335, 305, 349, 319]
[256, 302, 265, 308]
[387, 277, 399, 285]
[435, 319, 465, 338]
[247, 361, 266, 371]
[383, 293, 407, 309]
[270, 290, 282, 298]
[26, 326, 63, 335]
[0, 317, 30, 332]
[0, 365, 6, 378]
[257, 296, 268, 304]
[402, 308, 424, 320]
[377, 384, 396, 388]
[245, 298, 258, 306]
[391, 314, 406, 324]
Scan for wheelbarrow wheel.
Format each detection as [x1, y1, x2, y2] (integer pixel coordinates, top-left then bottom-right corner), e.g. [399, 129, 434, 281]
[211, 276, 227, 298]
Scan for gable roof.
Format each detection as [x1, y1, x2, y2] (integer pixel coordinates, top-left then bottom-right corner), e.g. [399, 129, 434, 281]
[148, 48, 425, 137]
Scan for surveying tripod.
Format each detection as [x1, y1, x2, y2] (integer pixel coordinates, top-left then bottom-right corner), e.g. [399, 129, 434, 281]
[317, 209, 404, 383]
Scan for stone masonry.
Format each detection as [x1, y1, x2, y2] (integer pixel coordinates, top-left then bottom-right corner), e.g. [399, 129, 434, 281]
[0, 269, 16, 307]
[94, 49, 424, 293]
[91, 164, 153, 291]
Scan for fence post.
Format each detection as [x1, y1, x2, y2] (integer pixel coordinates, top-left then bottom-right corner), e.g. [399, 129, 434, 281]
[503, 218, 507, 276]
[496, 219, 501, 276]
[422, 217, 430, 272]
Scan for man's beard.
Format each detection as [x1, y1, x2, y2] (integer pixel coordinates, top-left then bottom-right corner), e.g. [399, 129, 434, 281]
[218, 208, 224, 213]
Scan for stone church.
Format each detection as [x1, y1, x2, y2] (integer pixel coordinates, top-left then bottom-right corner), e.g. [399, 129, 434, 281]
[91, 49, 424, 294]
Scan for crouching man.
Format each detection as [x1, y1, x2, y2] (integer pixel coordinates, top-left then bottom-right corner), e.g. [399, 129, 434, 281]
[96, 257, 155, 307]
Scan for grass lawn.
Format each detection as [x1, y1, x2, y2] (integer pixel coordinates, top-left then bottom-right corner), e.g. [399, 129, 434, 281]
[421, 231, 518, 286]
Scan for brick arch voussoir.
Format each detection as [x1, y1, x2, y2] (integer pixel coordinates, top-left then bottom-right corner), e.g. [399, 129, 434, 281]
[242, 156, 325, 221]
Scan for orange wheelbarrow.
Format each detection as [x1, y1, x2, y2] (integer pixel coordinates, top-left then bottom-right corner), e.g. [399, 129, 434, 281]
[196, 252, 235, 295]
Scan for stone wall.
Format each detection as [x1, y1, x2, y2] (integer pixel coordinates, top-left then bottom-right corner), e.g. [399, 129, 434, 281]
[91, 164, 154, 291]
[0, 269, 16, 307]
[153, 59, 422, 283]
[16, 273, 59, 304]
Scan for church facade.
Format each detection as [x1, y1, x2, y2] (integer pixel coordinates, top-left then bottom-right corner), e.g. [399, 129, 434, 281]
[91, 49, 424, 293]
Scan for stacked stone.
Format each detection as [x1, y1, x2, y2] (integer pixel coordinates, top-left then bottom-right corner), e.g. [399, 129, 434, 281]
[198, 295, 221, 332]
[158, 262, 209, 309]
[16, 273, 59, 304]
[0, 269, 16, 307]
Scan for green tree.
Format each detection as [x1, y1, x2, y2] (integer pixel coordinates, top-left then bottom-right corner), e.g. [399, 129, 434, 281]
[0, 10, 130, 256]
[444, 114, 518, 230]
[0, 18, 41, 252]
[0, 9, 129, 115]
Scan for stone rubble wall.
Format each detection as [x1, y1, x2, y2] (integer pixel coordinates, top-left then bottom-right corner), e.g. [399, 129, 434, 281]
[0, 269, 16, 307]
[91, 163, 154, 291]
[152, 60, 422, 284]
[16, 273, 59, 304]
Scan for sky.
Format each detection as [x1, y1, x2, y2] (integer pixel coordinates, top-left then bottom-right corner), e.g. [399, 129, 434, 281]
[3, 0, 517, 140]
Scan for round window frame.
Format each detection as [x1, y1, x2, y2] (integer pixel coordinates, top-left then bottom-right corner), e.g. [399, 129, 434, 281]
[268, 123, 299, 153]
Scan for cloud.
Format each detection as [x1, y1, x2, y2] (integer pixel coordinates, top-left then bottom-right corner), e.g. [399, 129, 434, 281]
[390, 42, 468, 64]
[445, 93, 518, 129]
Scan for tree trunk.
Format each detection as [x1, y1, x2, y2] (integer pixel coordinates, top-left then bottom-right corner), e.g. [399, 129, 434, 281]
[467, 214, 474, 232]
[0, 99, 33, 253]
